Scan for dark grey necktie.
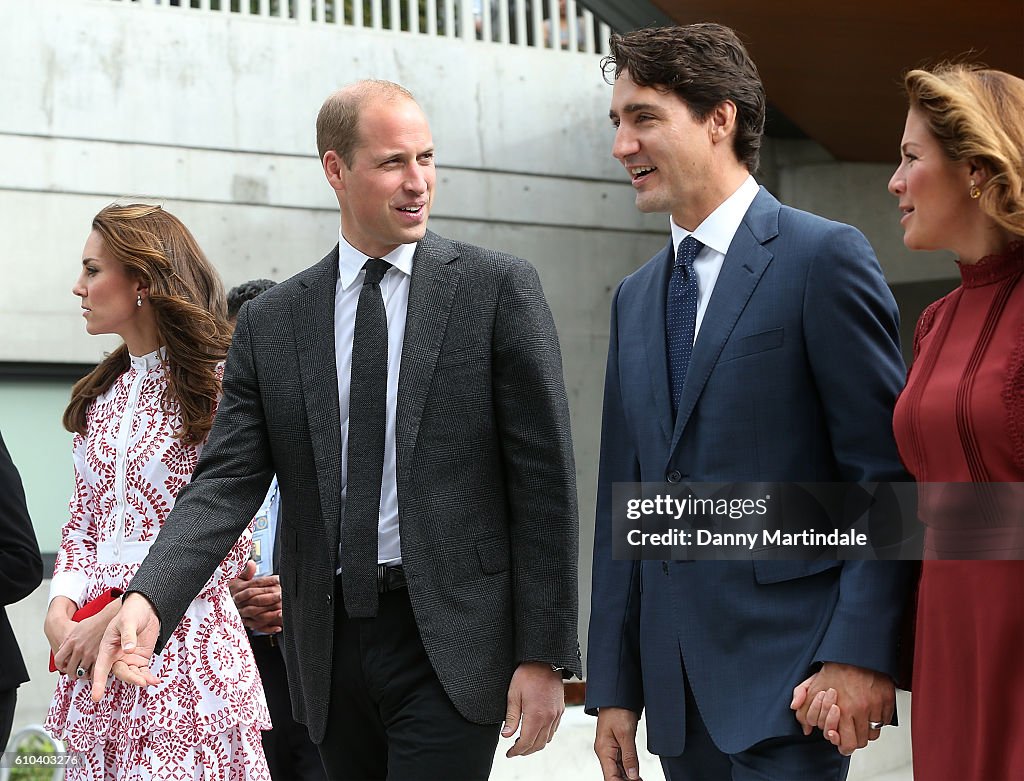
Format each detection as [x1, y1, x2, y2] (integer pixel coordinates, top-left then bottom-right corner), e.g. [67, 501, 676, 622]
[341, 258, 391, 618]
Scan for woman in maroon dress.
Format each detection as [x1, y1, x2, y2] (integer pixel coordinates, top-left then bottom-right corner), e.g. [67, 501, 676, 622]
[888, 66, 1024, 780]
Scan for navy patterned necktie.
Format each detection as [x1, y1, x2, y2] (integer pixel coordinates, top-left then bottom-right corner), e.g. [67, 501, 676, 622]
[666, 236, 703, 418]
[341, 257, 391, 618]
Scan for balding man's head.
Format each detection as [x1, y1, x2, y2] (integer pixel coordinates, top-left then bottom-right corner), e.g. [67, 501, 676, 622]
[316, 80, 418, 168]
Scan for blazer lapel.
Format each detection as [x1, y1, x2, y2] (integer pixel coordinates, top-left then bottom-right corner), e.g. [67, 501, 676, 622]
[292, 247, 343, 554]
[640, 242, 675, 445]
[396, 231, 460, 488]
[670, 189, 780, 455]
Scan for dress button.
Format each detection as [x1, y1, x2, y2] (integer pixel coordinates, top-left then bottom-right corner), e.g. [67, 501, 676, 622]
[667, 470, 682, 483]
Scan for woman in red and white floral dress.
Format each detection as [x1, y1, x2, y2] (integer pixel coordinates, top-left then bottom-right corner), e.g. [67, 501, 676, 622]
[43, 204, 271, 781]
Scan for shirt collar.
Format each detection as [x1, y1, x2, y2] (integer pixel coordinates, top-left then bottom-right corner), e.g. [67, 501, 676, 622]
[336, 228, 416, 291]
[129, 346, 166, 372]
[670, 175, 760, 258]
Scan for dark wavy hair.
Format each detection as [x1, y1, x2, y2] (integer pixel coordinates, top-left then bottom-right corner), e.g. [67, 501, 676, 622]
[64, 204, 232, 445]
[227, 278, 277, 319]
[602, 24, 766, 173]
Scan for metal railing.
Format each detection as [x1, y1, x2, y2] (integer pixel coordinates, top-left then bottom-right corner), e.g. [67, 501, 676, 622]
[112, 0, 612, 54]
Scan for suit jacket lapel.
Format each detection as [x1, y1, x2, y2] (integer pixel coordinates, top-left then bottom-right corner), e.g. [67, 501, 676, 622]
[641, 241, 675, 445]
[396, 231, 460, 488]
[671, 189, 780, 455]
[293, 246, 343, 554]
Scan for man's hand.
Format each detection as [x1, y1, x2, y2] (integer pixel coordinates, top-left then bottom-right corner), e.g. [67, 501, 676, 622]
[594, 706, 642, 781]
[229, 560, 283, 634]
[91, 593, 162, 700]
[501, 662, 565, 757]
[791, 662, 894, 755]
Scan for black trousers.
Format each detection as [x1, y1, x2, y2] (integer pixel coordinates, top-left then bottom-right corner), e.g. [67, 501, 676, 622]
[317, 582, 500, 781]
[0, 688, 15, 751]
[249, 633, 327, 781]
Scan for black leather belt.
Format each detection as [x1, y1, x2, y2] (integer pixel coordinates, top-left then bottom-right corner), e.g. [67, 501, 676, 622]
[248, 632, 279, 647]
[377, 564, 406, 593]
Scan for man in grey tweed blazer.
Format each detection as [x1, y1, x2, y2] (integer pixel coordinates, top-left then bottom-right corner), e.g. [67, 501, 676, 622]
[94, 80, 581, 780]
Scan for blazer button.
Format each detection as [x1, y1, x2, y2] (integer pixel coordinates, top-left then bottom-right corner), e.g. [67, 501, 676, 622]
[662, 561, 670, 575]
[326, 593, 332, 604]
[667, 470, 682, 483]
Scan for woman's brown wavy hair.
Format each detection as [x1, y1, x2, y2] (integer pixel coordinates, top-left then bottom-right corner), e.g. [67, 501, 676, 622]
[63, 204, 233, 445]
[905, 64, 1024, 238]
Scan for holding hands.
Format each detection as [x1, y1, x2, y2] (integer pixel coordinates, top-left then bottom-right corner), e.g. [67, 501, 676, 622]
[791, 662, 894, 756]
[91, 593, 163, 699]
[44, 596, 121, 679]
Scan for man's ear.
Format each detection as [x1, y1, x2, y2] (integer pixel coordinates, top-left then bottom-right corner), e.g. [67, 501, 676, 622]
[708, 100, 738, 144]
[323, 150, 345, 192]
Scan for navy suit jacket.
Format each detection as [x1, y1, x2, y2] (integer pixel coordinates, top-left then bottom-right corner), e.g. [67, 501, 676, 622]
[586, 188, 913, 756]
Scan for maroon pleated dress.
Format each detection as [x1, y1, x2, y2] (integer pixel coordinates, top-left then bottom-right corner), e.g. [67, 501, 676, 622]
[893, 241, 1024, 781]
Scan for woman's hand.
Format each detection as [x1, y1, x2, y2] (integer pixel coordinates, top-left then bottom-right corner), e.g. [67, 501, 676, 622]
[44, 597, 78, 656]
[52, 598, 122, 679]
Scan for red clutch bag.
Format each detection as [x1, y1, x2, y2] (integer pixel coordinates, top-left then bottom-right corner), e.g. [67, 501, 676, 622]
[49, 587, 123, 673]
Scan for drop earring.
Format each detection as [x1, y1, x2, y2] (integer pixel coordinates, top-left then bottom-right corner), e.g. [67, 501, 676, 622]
[969, 181, 981, 199]
[137, 294, 143, 307]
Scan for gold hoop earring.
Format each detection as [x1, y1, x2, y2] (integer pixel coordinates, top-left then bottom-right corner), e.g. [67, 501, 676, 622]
[969, 181, 981, 200]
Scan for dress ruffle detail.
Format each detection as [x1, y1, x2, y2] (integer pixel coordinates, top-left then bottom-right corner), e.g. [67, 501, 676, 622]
[956, 240, 1024, 288]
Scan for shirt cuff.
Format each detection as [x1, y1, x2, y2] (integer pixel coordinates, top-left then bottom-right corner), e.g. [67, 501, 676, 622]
[48, 571, 89, 608]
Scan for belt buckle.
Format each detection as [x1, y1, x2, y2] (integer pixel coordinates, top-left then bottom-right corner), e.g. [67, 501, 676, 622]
[377, 563, 387, 593]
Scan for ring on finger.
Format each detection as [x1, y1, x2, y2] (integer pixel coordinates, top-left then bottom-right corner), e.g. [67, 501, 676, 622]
[868, 720, 884, 730]
[75, 666, 87, 678]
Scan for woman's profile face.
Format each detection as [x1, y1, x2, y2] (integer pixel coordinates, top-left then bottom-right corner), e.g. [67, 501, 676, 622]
[888, 108, 974, 253]
[72, 230, 144, 340]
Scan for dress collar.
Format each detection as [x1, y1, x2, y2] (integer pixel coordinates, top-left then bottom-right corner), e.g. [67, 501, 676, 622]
[128, 346, 166, 372]
[958, 240, 1024, 288]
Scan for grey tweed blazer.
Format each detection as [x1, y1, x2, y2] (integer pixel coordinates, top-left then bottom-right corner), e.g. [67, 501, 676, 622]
[129, 230, 581, 742]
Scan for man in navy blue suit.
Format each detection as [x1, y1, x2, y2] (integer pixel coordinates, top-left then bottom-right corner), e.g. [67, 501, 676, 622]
[586, 23, 913, 781]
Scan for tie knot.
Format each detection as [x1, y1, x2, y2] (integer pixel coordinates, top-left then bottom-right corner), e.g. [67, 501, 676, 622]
[675, 236, 702, 269]
[362, 258, 391, 286]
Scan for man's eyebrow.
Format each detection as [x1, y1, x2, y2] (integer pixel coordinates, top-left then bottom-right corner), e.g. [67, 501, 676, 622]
[622, 103, 661, 114]
[609, 103, 661, 121]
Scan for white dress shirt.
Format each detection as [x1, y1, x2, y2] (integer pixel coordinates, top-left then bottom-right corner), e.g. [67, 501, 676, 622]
[250, 476, 280, 579]
[670, 175, 761, 342]
[334, 230, 415, 569]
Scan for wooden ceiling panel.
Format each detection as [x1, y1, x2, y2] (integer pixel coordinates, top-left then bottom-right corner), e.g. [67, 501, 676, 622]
[650, 0, 1024, 161]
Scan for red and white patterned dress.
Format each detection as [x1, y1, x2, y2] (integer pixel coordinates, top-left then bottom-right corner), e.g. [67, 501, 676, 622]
[46, 349, 271, 781]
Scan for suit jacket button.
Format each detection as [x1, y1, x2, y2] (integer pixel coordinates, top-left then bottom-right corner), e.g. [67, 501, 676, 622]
[326, 593, 332, 604]
[662, 561, 670, 574]
[667, 470, 682, 483]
